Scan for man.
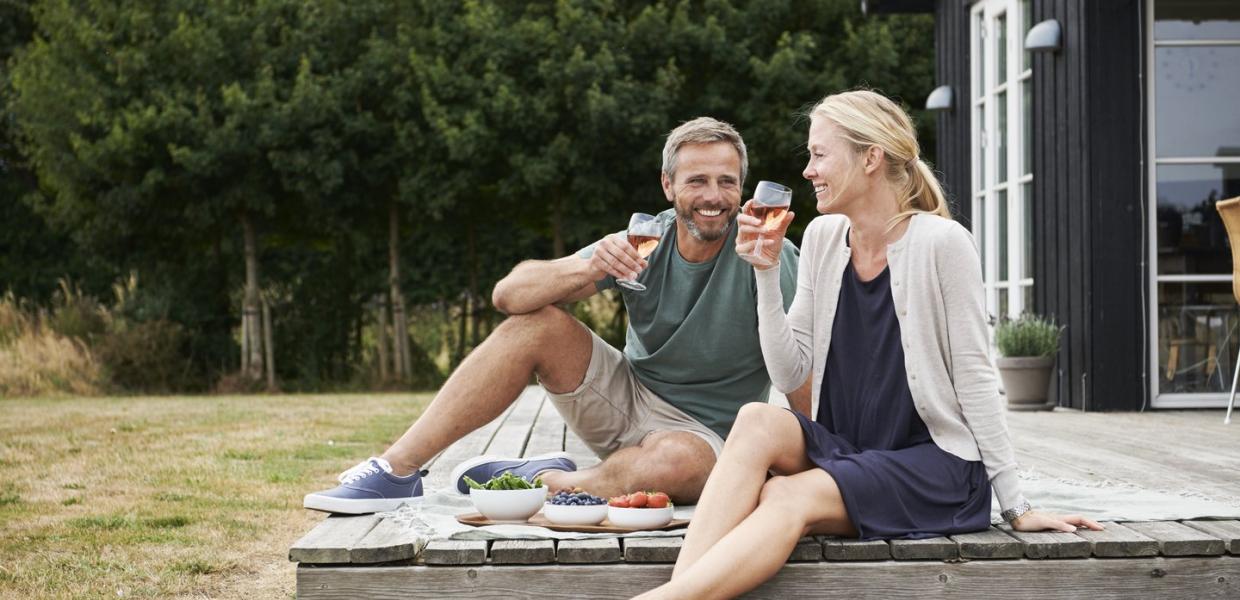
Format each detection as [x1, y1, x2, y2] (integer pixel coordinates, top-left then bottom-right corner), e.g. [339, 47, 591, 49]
[304, 117, 804, 514]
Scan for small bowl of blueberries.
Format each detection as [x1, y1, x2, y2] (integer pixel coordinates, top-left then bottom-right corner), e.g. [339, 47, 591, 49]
[543, 489, 608, 526]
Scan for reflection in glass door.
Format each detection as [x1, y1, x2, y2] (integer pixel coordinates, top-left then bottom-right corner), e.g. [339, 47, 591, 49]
[1148, 0, 1240, 406]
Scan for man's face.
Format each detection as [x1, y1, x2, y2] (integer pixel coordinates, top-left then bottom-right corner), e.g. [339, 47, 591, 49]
[661, 142, 743, 242]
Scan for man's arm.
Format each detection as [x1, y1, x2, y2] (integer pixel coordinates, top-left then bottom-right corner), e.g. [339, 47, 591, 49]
[786, 375, 813, 419]
[492, 232, 647, 315]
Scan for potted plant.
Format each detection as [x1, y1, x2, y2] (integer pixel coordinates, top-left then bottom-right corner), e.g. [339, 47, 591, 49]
[994, 314, 1062, 411]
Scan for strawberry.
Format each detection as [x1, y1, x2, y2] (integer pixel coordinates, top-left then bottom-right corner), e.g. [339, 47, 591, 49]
[608, 495, 630, 508]
[628, 491, 648, 508]
[647, 492, 670, 509]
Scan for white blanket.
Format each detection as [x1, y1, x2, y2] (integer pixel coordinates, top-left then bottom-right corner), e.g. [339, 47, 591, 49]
[380, 470, 1240, 543]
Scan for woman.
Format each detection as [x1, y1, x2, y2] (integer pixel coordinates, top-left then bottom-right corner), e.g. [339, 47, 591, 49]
[634, 90, 1101, 600]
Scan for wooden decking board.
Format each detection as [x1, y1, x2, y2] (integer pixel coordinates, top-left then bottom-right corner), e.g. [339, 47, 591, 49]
[788, 537, 823, 562]
[1182, 519, 1240, 553]
[490, 539, 556, 564]
[1123, 521, 1227, 556]
[950, 527, 1024, 559]
[622, 537, 683, 563]
[888, 537, 959, 560]
[349, 516, 425, 564]
[820, 537, 892, 561]
[482, 387, 545, 459]
[1073, 522, 1160, 558]
[297, 557, 1240, 600]
[556, 538, 623, 564]
[289, 514, 381, 564]
[421, 540, 488, 566]
[564, 427, 601, 469]
[999, 525, 1091, 559]
[522, 396, 567, 458]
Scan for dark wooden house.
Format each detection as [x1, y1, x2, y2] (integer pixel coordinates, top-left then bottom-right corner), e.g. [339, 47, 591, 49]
[865, 0, 1240, 411]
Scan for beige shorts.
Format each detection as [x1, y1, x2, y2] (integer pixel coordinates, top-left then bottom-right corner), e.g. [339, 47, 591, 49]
[543, 331, 725, 460]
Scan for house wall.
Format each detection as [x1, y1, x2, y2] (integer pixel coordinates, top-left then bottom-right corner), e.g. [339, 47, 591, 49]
[934, 0, 1147, 410]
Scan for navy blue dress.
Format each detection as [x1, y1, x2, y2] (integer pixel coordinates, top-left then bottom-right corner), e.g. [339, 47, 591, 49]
[793, 260, 992, 540]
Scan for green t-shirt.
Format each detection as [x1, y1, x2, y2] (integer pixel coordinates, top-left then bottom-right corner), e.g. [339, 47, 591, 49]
[577, 208, 799, 439]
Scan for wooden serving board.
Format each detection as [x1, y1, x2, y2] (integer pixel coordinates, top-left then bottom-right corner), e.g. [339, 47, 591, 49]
[456, 512, 689, 534]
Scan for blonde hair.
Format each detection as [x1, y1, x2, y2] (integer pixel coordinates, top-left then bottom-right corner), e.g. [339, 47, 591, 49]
[810, 90, 950, 226]
[662, 117, 748, 186]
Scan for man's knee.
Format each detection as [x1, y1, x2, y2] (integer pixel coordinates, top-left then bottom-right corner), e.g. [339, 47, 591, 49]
[633, 433, 714, 485]
[494, 305, 579, 341]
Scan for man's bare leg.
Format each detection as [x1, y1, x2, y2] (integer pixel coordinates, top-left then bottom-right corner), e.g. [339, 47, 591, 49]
[538, 431, 716, 504]
[380, 305, 593, 476]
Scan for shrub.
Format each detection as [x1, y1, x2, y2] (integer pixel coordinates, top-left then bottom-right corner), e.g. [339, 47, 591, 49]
[94, 319, 188, 393]
[995, 314, 1062, 358]
[0, 295, 105, 396]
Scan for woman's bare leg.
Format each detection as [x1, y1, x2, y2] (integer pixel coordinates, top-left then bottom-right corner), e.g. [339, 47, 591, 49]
[635, 469, 855, 600]
[670, 403, 814, 578]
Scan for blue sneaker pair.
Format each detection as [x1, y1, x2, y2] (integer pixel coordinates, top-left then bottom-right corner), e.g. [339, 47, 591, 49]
[303, 452, 579, 514]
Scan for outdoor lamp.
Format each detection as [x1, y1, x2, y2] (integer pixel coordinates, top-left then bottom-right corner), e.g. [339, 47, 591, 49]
[925, 85, 953, 112]
[1026, 19, 1062, 53]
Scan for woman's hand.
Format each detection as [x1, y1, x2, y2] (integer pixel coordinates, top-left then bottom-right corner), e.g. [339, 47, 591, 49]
[735, 199, 795, 270]
[1011, 510, 1104, 533]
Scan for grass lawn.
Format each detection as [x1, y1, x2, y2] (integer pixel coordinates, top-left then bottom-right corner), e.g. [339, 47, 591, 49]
[0, 392, 432, 599]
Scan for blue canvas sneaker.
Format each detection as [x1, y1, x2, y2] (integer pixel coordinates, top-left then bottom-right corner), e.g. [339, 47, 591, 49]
[303, 457, 425, 514]
[448, 451, 577, 494]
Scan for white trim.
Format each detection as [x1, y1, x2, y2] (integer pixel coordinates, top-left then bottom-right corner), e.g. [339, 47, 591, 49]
[1154, 275, 1234, 283]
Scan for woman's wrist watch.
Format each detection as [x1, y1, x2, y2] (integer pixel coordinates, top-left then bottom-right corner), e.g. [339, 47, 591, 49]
[1001, 500, 1032, 523]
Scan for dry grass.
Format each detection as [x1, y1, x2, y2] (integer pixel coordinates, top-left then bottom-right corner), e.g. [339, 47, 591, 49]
[0, 392, 432, 599]
[0, 298, 104, 397]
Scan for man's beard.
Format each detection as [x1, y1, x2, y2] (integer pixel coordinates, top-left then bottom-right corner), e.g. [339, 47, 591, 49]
[674, 196, 737, 242]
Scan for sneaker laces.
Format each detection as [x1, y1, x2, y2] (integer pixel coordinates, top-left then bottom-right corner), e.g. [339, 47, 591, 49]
[338, 458, 383, 485]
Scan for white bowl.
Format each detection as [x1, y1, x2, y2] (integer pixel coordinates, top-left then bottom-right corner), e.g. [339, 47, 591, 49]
[607, 505, 674, 529]
[469, 486, 548, 521]
[543, 502, 608, 526]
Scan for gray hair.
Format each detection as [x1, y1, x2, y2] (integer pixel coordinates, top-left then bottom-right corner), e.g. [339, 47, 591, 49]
[661, 117, 748, 185]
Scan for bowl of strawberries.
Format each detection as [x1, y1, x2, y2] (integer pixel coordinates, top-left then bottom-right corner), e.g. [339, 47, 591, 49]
[607, 491, 673, 529]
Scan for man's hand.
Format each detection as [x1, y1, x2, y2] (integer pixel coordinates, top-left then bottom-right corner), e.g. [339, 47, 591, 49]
[589, 233, 648, 282]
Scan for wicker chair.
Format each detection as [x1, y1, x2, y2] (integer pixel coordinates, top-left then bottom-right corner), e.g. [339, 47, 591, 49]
[1214, 196, 1240, 424]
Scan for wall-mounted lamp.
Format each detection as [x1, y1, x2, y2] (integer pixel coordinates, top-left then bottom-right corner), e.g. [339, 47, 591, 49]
[925, 85, 952, 111]
[1025, 19, 1062, 53]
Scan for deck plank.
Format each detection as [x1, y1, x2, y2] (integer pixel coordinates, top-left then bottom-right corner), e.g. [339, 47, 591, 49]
[1181, 519, 1240, 553]
[289, 514, 381, 564]
[623, 537, 683, 563]
[999, 525, 1091, 559]
[481, 387, 544, 459]
[298, 557, 1240, 599]
[348, 517, 425, 564]
[1123, 521, 1227, 556]
[788, 537, 823, 562]
[421, 540, 488, 566]
[950, 526, 1023, 559]
[1074, 522, 1159, 558]
[557, 539, 623, 564]
[888, 537, 958, 560]
[490, 539, 556, 564]
[522, 393, 567, 458]
[820, 537, 891, 561]
[564, 427, 601, 469]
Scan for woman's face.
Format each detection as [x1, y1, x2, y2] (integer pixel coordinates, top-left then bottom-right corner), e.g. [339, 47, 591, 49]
[803, 117, 863, 215]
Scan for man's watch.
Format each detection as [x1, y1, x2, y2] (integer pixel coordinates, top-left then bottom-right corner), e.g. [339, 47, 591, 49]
[1001, 500, 1032, 523]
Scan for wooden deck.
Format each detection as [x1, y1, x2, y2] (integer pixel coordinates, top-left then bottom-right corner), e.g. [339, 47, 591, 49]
[291, 388, 1240, 599]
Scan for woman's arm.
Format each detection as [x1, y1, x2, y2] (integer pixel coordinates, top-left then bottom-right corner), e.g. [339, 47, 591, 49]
[751, 218, 820, 394]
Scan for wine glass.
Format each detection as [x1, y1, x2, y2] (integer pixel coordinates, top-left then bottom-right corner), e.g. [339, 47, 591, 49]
[617, 213, 661, 291]
[747, 181, 792, 267]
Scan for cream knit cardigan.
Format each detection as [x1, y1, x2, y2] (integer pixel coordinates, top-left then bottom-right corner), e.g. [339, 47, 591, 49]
[754, 212, 1028, 514]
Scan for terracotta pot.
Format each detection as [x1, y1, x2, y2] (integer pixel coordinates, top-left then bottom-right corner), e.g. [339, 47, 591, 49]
[996, 356, 1055, 411]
